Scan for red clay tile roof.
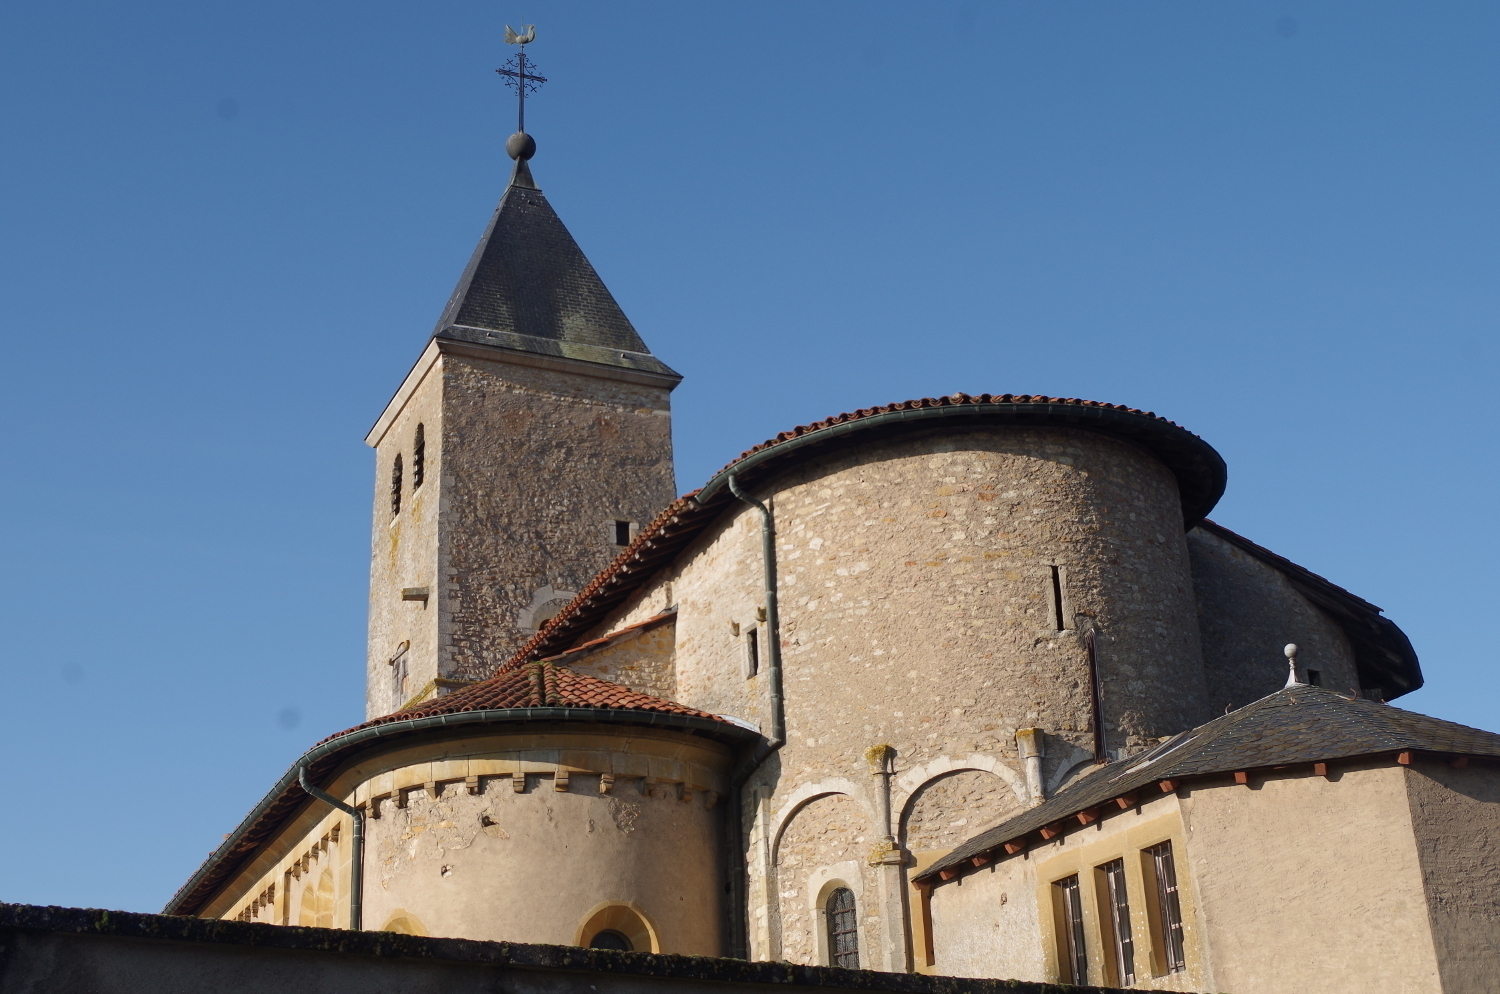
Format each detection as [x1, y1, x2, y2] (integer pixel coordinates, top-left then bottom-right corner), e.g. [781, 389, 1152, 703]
[344, 661, 723, 738]
[718, 393, 1182, 468]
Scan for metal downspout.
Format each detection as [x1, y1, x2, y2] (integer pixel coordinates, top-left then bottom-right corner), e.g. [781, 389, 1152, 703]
[725, 473, 786, 958]
[297, 763, 364, 930]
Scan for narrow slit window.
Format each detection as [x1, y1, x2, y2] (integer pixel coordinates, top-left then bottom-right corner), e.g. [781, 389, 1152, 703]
[825, 887, 859, 969]
[1146, 842, 1187, 973]
[745, 627, 760, 678]
[390, 454, 403, 516]
[1099, 859, 1136, 986]
[1054, 874, 1088, 985]
[412, 424, 425, 489]
[1050, 564, 1066, 631]
[613, 520, 633, 546]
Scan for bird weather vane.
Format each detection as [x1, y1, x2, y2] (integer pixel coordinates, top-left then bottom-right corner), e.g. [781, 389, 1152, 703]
[497, 24, 546, 135]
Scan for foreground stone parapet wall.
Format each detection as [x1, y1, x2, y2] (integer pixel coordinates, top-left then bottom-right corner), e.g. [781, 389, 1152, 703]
[0, 904, 1177, 994]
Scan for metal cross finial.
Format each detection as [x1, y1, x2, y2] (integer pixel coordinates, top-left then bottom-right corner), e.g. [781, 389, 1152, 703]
[497, 24, 546, 135]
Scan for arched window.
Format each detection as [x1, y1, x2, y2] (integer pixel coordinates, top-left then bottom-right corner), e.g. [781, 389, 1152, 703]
[577, 904, 656, 953]
[390, 454, 403, 516]
[589, 929, 632, 951]
[412, 424, 425, 489]
[825, 887, 859, 969]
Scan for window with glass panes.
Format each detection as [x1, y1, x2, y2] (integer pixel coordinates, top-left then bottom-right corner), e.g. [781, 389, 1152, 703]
[1053, 874, 1087, 985]
[1098, 858, 1136, 985]
[825, 887, 859, 969]
[1146, 841, 1187, 973]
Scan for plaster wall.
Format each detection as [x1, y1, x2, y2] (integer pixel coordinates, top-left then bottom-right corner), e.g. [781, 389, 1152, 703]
[1181, 763, 1442, 994]
[206, 725, 731, 956]
[925, 847, 1042, 982]
[1186, 527, 1359, 709]
[367, 355, 444, 718]
[927, 803, 1208, 991]
[1403, 760, 1500, 993]
[366, 343, 677, 717]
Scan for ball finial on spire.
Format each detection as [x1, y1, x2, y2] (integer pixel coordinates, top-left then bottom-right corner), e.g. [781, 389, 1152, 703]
[1283, 643, 1302, 687]
[506, 132, 537, 161]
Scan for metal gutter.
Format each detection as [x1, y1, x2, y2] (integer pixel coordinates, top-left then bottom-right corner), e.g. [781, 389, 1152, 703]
[722, 474, 787, 958]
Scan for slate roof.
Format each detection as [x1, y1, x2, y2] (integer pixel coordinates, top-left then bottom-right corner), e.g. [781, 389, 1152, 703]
[917, 684, 1500, 885]
[431, 167, 679, 380]
[1197, 519, 1421, 698]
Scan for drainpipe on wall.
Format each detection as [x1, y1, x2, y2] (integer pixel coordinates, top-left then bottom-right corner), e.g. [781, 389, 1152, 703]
[724, 474, 786, 959]
[297, 764, 364, 931]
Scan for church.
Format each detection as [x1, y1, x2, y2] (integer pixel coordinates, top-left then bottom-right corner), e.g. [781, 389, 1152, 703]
[162, 50, 1500, 994]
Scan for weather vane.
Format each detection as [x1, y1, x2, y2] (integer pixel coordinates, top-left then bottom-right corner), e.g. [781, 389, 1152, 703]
[496, 24, 545, 135]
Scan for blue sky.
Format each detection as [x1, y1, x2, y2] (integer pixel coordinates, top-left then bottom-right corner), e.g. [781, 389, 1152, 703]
[1, 1, 1495, 912]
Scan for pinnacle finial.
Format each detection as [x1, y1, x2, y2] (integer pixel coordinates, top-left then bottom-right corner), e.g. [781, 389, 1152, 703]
[1283, 643, 1303, 687]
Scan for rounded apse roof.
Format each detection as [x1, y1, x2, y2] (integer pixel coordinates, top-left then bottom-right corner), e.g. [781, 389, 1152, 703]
[697, 393, 1227, 528]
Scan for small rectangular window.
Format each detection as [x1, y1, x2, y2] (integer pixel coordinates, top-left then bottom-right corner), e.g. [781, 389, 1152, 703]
[1049, 564, 1067, 631]
[745, 627, 760, 678]
[1053, 874, 1088, 985]
[613, 520, 633, 546]
[1097, 859, 1135, 986]
[1145, 841, 1187, 974]
[1306, 668, 1322, 686]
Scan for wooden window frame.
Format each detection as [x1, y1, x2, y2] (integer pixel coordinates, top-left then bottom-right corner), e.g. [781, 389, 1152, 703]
[1052, 874, 1088, 985]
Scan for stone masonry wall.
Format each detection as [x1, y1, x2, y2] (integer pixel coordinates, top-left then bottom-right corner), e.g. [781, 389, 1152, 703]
[772, 793, 880, 966]
[901, 770, 1021, 856]
[569, 621, 678, 701]
[587, 425, 1210, 964]
[439, 354, 676, 685]
[0, 903, 1156, 994]
[1186, 526, 1359, 708]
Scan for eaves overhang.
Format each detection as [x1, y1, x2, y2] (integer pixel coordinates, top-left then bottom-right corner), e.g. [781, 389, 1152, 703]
[697, 394, 1227, 528]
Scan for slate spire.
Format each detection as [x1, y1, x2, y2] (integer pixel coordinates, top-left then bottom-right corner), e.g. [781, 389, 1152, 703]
[431, 131, 678, 379]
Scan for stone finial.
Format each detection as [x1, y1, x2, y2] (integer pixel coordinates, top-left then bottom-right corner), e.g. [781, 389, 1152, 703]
[1284, 643, 1303, 687]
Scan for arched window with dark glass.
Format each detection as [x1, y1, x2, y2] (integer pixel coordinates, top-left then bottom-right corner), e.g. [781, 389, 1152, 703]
[390, 454, 403, 516]
[589, 929, 632, 951]
[825, 887, 859, 969]
[412, 424, 425, 489]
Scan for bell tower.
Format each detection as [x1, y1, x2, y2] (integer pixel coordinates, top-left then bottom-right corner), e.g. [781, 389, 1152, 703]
[363, 54, 679, 717]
